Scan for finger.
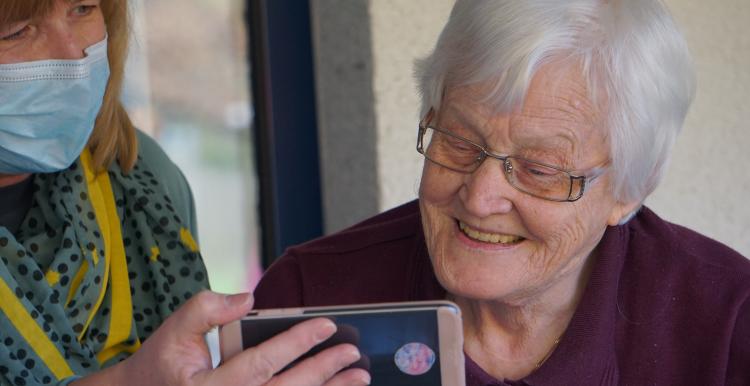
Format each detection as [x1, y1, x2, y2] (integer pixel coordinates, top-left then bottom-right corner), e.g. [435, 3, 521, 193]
[210, 317, 338, 385]
[168, 290, 254, 336]
[322, 368, 372, 386]
[267, 343, 365, 386]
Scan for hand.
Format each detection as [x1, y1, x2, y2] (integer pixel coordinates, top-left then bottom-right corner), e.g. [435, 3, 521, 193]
[73, 290, 371, 386]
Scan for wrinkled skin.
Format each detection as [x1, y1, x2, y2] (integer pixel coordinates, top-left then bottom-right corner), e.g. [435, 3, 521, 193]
[419, 61, 638, 379]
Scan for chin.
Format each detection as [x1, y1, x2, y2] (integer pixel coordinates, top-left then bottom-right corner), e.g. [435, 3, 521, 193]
[425, 221, 534, 302]
[420, 196, 546, 301]
[432, 255, 535, 302]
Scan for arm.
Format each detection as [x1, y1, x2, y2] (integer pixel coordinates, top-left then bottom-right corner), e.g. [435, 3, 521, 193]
[70, 291, 370, 386]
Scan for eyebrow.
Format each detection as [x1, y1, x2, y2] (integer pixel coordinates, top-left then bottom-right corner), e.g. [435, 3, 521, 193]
[444, 103, 578, 144]
[438, 104, 484, 132]
[511, 116, 579, 153]
[518, 134, 576, 156]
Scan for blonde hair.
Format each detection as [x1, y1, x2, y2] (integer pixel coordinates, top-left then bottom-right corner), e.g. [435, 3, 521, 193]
[1, 0, 138, 172]
[90, 0, 138, 173]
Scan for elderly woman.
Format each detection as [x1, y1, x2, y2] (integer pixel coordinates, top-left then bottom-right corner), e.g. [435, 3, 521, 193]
[0, 1, 370, 385]
[254, 0, 750, 385]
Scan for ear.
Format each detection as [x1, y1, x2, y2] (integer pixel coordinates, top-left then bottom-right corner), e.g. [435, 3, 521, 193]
[606, 199, 642, 226]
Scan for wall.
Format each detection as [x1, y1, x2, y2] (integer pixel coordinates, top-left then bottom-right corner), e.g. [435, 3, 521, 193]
[312, 0, 750, 257]
[645, 0, 750, 256]
[311, 0, 379, 233]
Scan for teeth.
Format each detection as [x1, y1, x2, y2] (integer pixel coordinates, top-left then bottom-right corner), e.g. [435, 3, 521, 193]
[459, 221, 523, 244]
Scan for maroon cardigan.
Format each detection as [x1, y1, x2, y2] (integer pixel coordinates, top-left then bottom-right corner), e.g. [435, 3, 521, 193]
[253, 200, 750, 386]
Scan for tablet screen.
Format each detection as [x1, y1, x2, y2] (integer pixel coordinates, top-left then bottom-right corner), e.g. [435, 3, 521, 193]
[240, 309, 442, 386]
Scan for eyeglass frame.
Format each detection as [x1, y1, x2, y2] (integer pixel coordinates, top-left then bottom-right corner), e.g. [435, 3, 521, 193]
[416, 122, 608, 202]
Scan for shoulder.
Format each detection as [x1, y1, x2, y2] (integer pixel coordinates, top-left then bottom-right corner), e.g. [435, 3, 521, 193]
[253, 200, 429, 308]
[615, 206, 750, 382]
[135, 130, 184, 186]
[133, 130, 198, 235]
[621, 206, 750, 306]
[289, 199, 422, 255]
[627, 206, 750, 278]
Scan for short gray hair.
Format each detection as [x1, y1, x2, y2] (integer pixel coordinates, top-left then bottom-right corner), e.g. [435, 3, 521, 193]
[415, 0, 695, 213]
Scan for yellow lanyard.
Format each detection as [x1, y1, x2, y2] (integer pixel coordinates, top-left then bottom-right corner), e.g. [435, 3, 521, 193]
[80, 149, 141, 364]
[0, 149, 140, 381]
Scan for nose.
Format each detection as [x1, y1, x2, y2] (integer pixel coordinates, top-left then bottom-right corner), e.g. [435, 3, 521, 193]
[45, 22, 88, 60]
[459, 157, 516, 217]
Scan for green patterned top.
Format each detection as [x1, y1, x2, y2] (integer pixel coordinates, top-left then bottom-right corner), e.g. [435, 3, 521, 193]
[0, 132, 210, 385]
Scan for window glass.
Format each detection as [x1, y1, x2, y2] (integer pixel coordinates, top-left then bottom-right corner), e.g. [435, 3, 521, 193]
[123, 0, 260, 293]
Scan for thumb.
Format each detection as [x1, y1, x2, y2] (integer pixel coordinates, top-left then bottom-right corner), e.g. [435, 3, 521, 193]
[168, 290, 254, 337]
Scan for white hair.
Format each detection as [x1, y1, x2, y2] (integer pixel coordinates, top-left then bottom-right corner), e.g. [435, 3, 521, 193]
[415, 0, 695, 218]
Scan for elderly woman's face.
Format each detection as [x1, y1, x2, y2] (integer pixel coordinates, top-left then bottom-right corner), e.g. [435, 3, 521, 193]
[419, 61, 632, 303]
[0, 0, 106, 64]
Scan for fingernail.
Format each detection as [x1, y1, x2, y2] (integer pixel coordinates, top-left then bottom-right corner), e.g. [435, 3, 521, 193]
[358, 372, 371, 385]
[344, 346, 361, 363]
[314, 320, 337, 343]
[225, 292, 251, 308]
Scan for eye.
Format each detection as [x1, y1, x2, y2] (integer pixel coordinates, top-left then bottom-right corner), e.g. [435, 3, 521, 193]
[527, 166, 556, 176]
[515, 159, 558, 177]
[441, 135, 476, 153]
[73, 5, 96, 16]
[0, 25, 29, 41]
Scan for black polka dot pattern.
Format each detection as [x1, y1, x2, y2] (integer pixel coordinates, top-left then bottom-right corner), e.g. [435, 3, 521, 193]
[0, 151, 209, 384]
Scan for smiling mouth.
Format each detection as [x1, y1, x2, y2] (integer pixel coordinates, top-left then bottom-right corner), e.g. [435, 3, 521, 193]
[458, 221, 525, 245]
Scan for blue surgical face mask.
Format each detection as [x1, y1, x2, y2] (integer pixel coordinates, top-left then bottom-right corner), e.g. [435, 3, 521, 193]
[0, 36, 110, 174]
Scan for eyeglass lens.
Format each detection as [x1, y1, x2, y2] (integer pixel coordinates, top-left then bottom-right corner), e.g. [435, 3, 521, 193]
[418, 126, 581, 201]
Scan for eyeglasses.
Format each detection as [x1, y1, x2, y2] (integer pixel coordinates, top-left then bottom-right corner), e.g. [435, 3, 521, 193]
[416, 123, 606, 202]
